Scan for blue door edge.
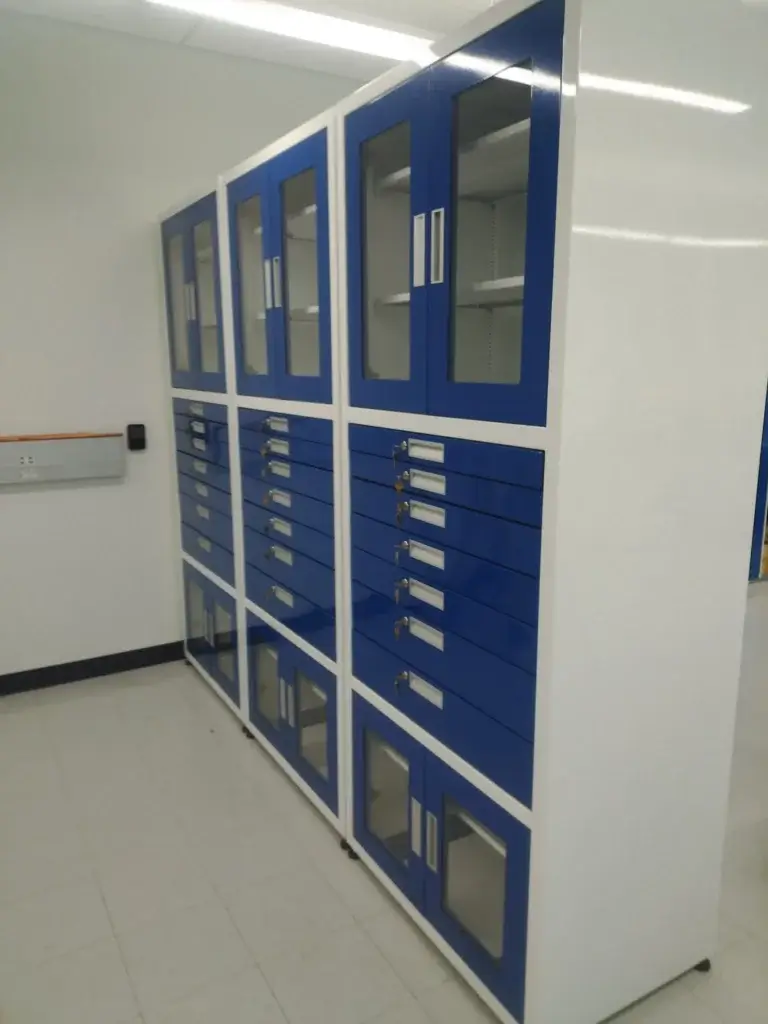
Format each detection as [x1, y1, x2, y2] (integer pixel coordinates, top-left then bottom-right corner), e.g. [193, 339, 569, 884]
[750, 388, 768, 580]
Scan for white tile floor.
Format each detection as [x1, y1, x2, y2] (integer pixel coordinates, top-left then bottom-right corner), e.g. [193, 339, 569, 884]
[0, 585, 766, 1024]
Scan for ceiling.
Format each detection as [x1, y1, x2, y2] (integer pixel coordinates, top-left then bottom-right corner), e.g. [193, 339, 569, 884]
[0, 0, 496, 80]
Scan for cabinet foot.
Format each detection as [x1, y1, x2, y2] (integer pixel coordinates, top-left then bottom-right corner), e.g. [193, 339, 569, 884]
[694, 959, 712, 974]
[340, 839, 360, 860]
[242, 725, 255, 740]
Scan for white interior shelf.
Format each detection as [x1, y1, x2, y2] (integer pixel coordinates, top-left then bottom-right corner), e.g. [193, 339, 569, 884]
[458, 276, 525, 308]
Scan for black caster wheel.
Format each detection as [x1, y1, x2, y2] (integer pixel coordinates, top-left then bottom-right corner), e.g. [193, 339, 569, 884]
[242, 725, 255, 740]
[340, 839, 360, 860]
[694, 959, 712, 974]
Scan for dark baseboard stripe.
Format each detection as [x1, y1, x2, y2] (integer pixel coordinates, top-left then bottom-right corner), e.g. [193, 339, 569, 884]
[0, 642, 185, 698]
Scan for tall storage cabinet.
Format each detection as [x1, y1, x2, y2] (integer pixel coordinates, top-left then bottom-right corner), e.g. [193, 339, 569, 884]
[161, 1, 768, 1022]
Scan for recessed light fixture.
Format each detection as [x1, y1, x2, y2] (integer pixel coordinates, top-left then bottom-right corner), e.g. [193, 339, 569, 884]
[145, 0, 750, 114]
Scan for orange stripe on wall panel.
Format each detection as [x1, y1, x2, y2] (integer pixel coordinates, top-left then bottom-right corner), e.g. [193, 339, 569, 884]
[0, 433, 123, 443]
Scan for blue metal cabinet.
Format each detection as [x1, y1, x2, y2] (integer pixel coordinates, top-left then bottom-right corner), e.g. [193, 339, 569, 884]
[176, 427, 230, 468]
[750, 389, 768, 581]
[354, 633, 533, 805]
[245, 562, 335, 660]
[244, 512, 334, 568]
[247, 613, 289, 750]
[241, 425, 333, 471]
[177, 452, 231, 495]
[180, 494, 234, 553]
[178, 473, 232, 517]
[352, 582, 535, 741]
[282, 643, 338, 812]
[229, 132, 332, 403]
[345, 0, 564, 426]
[242, 484, 334, 536]
[173, 397, 228, 424]
[246, 530, 335, 609]
[182, 524, 235, 585]
[241, 447, 333, 505]
[162, 194, 226, 393]
[352, 695, 530, 1019]
[240, 409, 333, 445]
[184, 562, 239, 706]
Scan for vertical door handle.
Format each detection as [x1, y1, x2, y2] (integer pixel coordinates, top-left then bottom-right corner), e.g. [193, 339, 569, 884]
[272, 257, 282, 309]
[188, 282, 198, 321]
[184, 283, 192, 321]
[426, 811, 438, 872]
[279, 676, 287, 720]
[412, 213, 426, 289]
[411, 798, 423, 857]
[430, 208, 445, 285]
[264, 259, 274, 310]
[286, 683, 295, 728]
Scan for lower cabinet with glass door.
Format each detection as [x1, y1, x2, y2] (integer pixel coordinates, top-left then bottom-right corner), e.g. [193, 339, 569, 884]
[247, 610, 338, 814]
[183, 561, 239, 707]
[353, 694, 530, 1022]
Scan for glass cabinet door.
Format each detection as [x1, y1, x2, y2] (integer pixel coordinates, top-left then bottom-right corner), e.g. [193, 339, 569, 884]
[426, 0, 564, 425]
[246, 613, 288, 748]
[165, 232, 191, 380]
[213, 599, 239, 706]
[423, 756, 531, 1022]
[282, 647, 337, 812]
[352, 696, 425, 901]
[184, 568, 208, 660]
[345, 78, 432, 412]
[193, 219, 222, 378]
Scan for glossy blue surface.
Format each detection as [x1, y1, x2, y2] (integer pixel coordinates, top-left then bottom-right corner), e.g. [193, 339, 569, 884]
[245, 562, 335, 660]
[173, 397, 228, 423]
[241, 481, 334, 536]
[176, 452, 231, 495]
[178, 472, 232, 517]
[283, 640, 338, 812]
[353, 633, 533, 806]
[241, 428, 333, 471]
[239, 409, 333, 445]
[352, 582, 534, 741]
[241, 447, 333, 504]
[181, 524, 234, 585]
[184, 562, 239, 705]
[179, 494, 234, 553]
[175, 427, 230, 468]
[245, 530, 335, 609]
[351, 513, 539, 624]
[244, 511, 334, 568]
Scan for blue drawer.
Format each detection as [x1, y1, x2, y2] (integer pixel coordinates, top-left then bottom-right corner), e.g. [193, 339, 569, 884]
[242, 479, 334, 535]
[241, 448, 333, 505]
[351, 515, 538, 625]
[352, 479, 541, 578]
[352, 582, 534, 742]
[246, 562, 335, 660]
[180, 494, 233, 552]
[174, 397, 228, 424]
[349, 425, 544, 489]
[245, 531, 335, 609]
[240, 409, 333, 446]
[240, 430, 333, 471]
[182, 525, 234, 585]
[176, 452, 231, 494]
[174, 414, 230, 450]
[176, 428, 230, 468]
[352, 546, 536, 675]
[179, 473, 232, 517]
[353, 633, 533, 807]
[350, 451, 542, 527]
[243, 507, 334, 568]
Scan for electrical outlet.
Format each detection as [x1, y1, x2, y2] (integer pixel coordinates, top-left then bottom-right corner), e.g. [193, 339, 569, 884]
[18, 454, 35, 466]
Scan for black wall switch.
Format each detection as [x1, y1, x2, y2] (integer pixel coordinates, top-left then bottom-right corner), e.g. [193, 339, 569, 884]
[126, 424, 146, 451]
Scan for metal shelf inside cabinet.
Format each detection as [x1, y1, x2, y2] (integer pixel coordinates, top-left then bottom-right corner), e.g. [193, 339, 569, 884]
[458, 276, 524, 309]
[375, 292, 410, 308]
[379, 119, 531, 201]
[289, 305, 320, 322]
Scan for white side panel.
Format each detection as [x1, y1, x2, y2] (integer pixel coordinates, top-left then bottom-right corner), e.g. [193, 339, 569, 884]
[528, 3, 768, 1023]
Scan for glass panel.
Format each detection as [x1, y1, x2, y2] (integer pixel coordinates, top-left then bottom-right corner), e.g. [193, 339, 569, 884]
[297, 671, 328, 779]
[255, 644, 280, 728]
[450, 65, 532, 385]
[214, 603, 236, 682]
[167, 234, 189, 372]
[442, 798, 507, 959]
[282, 169, 320, 377]
[365, 730, 410, 864]
[194, 220, 220, 375]
[362, 122, 412, 381]
[236, 196, 269, 377]
[187, 579, 206, 640]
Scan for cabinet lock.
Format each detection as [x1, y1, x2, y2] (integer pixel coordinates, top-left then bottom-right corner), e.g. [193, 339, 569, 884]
[394, 578, 409, 603]
[396, 501, 410, 526]
[395, 540, 410, 564]
[394, 616, 409, 639]
[395, 670, 409, 691]
[394, 470, 411, 493]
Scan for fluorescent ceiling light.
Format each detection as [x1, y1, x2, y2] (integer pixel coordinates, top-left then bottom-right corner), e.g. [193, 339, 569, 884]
[145, 0, 433, 62]
[146, 0, 749, 114]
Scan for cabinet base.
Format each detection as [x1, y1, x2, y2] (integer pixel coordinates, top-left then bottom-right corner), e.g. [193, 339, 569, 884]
[694, 959, 712, 974]
[340, 838, 360, 861]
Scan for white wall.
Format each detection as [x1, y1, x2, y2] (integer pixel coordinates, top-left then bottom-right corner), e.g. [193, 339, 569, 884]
[0, 11, 357, 676]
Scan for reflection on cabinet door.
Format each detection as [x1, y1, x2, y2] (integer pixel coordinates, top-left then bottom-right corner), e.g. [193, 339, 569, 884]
[353, 696, 426, 903]
[426, 0, 564, 425]
[246, 613, 289, 750]
[346, 77, 432, 413]
[282, 644, 338, 812]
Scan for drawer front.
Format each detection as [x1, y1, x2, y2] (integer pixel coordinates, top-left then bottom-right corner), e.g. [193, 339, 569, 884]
[352, 547, 536, 675]
[243, 509, 334, 568]
[353, 633, 533, 807]
[174, 398, 229, 424]
[182, 525, 234, 585]
[240, 409, 333, 446]
[351, 479, 541, 578]
[240, 430, 333, 471]
[349, 425, 544, 489]
[245, 531, 335, 609]
[242, 481, 334, 536]
[180, 494, 233, 552]
[176, 452, 231, 494]
[178, 473, 232, 517]
[351, 515, 539, 625]
[241, 449, 333, 505]
[176, 428, 230, 468]
[351, 451, 542, 527]
[246, 563, 336, 660]
[352, 582, 534, 741]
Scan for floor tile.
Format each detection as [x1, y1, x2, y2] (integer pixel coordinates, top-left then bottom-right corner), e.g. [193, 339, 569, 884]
[366, 994, 433, 1024]
[0, 936, 139, 1024]
[685, 936, 768, 1023]
[610, 984, 724, 1023]
[0, 876, 112, 976]
[261, 924, 408, 1024]
[153, 966, 288, 1024]
[417, 978, 498, 1024]
[116, 898, 252, 1021]
[363, 902, 449, 997]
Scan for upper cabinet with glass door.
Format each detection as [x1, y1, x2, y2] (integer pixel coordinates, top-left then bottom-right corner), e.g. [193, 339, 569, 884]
[162, 194, 226, 393]
[228, 131, 333, 404]
[345, 0, 564, 425]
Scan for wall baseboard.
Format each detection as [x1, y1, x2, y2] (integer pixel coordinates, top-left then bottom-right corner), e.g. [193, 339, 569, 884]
[0, 642, 184, 698]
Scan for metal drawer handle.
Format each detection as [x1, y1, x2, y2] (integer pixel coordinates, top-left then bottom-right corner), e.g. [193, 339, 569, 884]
[265, 416, 289, 433]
